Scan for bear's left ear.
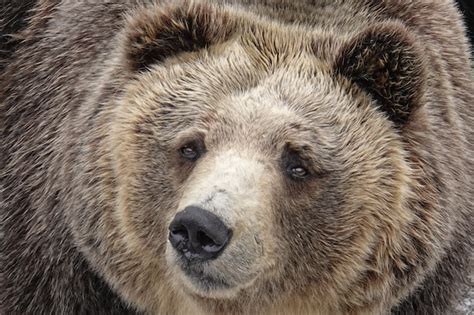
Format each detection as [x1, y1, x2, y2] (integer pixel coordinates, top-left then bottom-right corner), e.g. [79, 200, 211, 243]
[333, 23, 426, 126]
[124, 2, 237, 72]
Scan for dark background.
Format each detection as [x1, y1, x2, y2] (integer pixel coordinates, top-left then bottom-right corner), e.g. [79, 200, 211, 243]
[457, 0, 474, 49]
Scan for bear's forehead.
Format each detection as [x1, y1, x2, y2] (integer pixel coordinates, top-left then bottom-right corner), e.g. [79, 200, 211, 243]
[127, 64, 338, 132]
[133, 47, 337, 114]
[121, 47, 363, 141]
[133, 24, 334, 97]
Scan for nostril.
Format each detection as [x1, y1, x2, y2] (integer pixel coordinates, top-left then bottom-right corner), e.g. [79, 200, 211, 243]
[169, 225, 189, 251]
[196, 230, 220, 252]
[171, 226, 188, 241]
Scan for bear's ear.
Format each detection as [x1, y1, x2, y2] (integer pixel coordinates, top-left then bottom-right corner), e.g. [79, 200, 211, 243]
[333, 23, 426, 125]
[124, 2, 237, 72]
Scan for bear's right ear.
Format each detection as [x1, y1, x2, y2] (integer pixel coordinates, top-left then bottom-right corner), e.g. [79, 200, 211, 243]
[333, 22, 427, 126]
[124, 2, 237, 72]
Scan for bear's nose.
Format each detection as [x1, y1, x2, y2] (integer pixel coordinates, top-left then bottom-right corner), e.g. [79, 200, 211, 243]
[168, 206, 232, 261]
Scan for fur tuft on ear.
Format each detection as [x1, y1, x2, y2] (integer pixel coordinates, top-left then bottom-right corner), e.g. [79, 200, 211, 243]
[124, 1, 237, 72]
[334, 22, 427, 125]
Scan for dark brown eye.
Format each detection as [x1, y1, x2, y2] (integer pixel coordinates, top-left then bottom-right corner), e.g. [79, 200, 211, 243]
[287, 165, 309, 180]
[179, 144, 200, 160]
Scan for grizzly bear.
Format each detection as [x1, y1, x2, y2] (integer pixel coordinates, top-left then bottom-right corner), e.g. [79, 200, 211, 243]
[1, 0, 472, 314]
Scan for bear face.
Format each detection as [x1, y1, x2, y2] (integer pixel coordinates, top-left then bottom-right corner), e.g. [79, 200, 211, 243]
[58, 3, 437, 314]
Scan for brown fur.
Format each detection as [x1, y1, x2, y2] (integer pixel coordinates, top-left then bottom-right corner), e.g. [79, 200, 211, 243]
[1, 1, 472, 314]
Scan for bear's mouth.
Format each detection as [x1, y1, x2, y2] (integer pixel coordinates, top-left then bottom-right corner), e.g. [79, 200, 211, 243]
[177, 259, 233, 293]
[165, 232, 262, 298]
[184, 266, 231, 291]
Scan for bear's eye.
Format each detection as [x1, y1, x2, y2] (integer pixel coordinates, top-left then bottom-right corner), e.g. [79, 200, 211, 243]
[179, 144, 200, 161]
[287, 165, 309, 180]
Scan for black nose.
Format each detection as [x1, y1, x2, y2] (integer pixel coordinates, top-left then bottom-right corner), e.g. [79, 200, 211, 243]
[168, 206, 232, 261]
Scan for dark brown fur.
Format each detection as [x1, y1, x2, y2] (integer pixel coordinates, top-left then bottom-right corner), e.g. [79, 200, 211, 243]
[1, 1, 472, 314]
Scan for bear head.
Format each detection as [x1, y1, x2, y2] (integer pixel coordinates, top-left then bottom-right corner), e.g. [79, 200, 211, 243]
[70, 1, 429, 314]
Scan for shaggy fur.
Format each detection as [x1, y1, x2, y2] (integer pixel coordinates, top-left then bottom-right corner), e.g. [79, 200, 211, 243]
[0, 0, 40, 72]
[1, 1, 472, 314]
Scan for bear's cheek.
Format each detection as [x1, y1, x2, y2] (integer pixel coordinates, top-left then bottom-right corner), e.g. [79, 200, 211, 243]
[108, 131, 182, 256]
[272, 176, 372, 282]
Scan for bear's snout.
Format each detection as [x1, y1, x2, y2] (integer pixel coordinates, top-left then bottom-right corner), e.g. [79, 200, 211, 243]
[168, 206, 232, 261]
